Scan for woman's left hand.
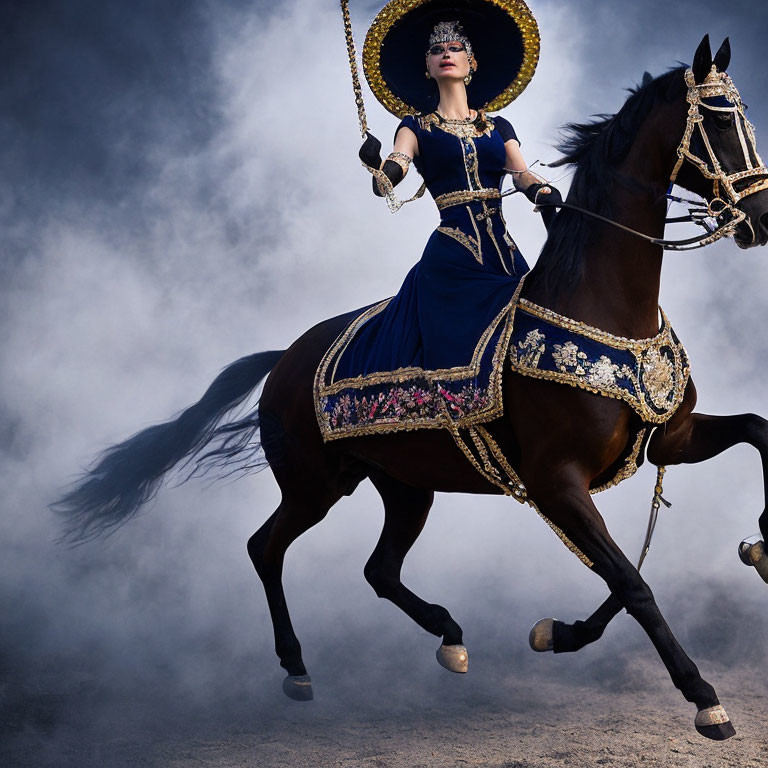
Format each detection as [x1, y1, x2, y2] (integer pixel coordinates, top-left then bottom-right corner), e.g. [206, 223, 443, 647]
[524, 183, 562, 232]
[524, 182, 562, 208]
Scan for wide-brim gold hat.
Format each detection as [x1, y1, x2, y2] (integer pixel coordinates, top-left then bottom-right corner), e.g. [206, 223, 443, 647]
[363, 0, 540, 118]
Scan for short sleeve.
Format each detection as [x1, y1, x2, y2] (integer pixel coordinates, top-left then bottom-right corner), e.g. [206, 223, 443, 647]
[394, 114, 419, 143]
[494, 115, 520, 146]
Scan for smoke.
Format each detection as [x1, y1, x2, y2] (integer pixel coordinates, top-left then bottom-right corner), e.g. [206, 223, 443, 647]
[1, 1, 767, 765]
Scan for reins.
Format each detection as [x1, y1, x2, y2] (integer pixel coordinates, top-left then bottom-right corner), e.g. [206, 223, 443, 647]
[529, 195, 747, 251]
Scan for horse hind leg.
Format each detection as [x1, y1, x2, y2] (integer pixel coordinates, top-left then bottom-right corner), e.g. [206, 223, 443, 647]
[247, 488, 339, 701]
[365, 471, 467, 672]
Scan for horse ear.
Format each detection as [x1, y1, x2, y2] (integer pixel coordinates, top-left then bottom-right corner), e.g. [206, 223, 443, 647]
[713, 37, 731, 72]
[642, 71, 653, 87]
[692, 34, 712, 83]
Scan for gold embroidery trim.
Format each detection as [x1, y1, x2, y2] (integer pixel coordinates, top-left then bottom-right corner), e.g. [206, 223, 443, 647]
[314, 278, 527, 440]
[386, 151, 412, 175]
[438, 226, 482, 264]
[517, 299, 671, 353]
[589, 427, 647, 495]
[510, 301, 690, 425]
[419, 111, 497, 139]
[435, 188, 501, 210]
[362, 0, 540, 118]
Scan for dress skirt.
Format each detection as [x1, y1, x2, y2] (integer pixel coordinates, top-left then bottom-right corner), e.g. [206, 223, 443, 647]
[314, 199, 529, 440]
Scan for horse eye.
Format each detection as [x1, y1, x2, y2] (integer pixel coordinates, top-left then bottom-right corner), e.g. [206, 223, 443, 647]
[714, 113, 734, 130]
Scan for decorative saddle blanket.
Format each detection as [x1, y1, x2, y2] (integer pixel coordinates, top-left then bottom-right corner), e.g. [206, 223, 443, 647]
[509, 299, 691, 424]
[314, 291, 690, 568]
[314, 282, 525, 442]
[315, 292, 690, 441]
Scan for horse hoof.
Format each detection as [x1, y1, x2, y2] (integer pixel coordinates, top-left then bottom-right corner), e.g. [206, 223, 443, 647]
[738, 537, 768, 583]
[436, 644, 468, 673]
[282, 674, 313, 701]
[694, 705, 735, 740]
[529, 618, 555, 652]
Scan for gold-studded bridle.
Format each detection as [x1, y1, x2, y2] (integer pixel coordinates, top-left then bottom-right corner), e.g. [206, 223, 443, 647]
[535, 65, 768, 251]
[671, 66, 768, 207]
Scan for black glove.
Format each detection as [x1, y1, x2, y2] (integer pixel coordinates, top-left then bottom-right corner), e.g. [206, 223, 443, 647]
[359, 132, 383, 169]
[372, 159, 405, 197]
[524, 183, 562, 232]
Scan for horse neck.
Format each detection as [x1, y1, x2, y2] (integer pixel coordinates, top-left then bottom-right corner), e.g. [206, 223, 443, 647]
[564, 118, 677, 339]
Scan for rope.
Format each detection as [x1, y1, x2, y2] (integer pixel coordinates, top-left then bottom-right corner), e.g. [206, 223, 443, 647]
[340, 0, 368, 138]
[339, 0, 427, 212]
[637, 465, 671, 570]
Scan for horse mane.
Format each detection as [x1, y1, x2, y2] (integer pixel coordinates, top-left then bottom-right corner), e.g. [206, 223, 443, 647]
[527, 66, 688, 295]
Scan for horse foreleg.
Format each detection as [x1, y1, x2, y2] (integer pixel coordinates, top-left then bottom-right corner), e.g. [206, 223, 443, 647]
[365, 472, 467, 672]
[648, 412, 768, 546]
[529, 470, 734, 740]
[532, 411, 768, 655]
[248, 490, 338, 701]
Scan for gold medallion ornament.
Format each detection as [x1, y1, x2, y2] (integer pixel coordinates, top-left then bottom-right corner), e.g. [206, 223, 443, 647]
[362, 0, 540, 118]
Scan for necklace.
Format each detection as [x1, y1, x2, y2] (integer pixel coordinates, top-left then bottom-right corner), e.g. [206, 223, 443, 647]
[421, 110, 491, 139]
[436, 109, 476, 123]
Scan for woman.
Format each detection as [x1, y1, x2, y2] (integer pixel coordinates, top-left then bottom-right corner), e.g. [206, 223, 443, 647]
[315, 1, 559, 441]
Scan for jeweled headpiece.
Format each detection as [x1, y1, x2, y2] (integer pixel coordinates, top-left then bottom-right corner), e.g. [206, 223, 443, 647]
[428, 21, 473, 60]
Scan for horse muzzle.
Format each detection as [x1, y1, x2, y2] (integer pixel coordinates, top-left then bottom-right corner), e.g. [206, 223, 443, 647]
[735, 187, 768, 247]
[738, 534, 768, 583]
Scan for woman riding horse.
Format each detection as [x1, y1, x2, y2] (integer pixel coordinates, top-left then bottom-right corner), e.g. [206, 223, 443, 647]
[55, 0, 768, 743]
[317, 3, 555, 444]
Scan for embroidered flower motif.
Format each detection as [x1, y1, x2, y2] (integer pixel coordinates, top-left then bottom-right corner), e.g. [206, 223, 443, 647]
[552, 341, 581, 371]
[325, 382, 489, 431]
[641, 346, 676, 408]
[508, 306, 690, 425]
[587, 355, 621, 388]
[516, 329, 546, 367]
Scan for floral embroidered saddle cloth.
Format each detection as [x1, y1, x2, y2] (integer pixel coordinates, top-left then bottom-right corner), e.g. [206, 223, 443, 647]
[509, 299, 690, 424]
[314, 284, 523, 443]
[315, 288, 689, 444]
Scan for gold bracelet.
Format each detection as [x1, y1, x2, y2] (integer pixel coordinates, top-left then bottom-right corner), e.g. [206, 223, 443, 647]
[386, 152, 412, 175]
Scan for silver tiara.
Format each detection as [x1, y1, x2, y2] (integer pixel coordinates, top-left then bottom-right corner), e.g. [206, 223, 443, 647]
[428, 21, 473, 59]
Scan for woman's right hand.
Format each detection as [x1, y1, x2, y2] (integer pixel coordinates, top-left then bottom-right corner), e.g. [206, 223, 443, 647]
[359, 132, 383, 169]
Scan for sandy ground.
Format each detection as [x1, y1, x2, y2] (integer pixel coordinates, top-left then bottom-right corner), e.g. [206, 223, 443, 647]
[4, 652, 766, 767]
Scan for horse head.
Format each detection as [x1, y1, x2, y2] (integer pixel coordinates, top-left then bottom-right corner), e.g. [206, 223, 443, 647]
[670, 35, 768, 248]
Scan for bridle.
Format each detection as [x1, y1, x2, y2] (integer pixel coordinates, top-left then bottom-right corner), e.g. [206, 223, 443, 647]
[530, 65, 768, 251]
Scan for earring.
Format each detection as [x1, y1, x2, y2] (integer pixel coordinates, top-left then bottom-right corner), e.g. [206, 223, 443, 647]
[425, 70, 431, 79]
[463, 72, 472, 85]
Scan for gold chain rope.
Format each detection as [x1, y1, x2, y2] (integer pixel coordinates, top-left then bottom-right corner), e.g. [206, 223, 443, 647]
[339, 0, 426, 211]
[340, 0, 368, 138]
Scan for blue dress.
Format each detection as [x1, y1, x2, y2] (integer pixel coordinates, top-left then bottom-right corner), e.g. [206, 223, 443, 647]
[315, 111, 529, 440]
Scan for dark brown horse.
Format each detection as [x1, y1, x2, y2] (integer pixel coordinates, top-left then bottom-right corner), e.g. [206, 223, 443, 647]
[55, 36, 768, 740]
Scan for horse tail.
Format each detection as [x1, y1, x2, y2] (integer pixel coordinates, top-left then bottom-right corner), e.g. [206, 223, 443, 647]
[53, 350, 285, 543]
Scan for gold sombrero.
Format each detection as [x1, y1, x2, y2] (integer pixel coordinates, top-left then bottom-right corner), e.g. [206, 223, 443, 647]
[362, 0, 540, 118]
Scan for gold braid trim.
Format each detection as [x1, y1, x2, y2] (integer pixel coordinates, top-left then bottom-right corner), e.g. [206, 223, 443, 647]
[517, 299, 670, 353]
[435, 188, 501, 210]
[437, 226, 482, 264]
[511, 301, 690, 425]
[365, 163, 428, 213]
[589, 428, 647, 495]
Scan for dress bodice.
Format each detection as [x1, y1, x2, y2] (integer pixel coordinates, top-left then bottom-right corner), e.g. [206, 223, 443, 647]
[396, 112, 519, 203]
[317, 111, 528, 445]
